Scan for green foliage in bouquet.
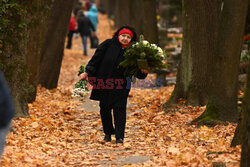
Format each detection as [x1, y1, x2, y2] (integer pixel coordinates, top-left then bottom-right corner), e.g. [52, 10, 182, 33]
[73, 64, 90, 99]
[75, 64, 88, 90]
[119, 35, 167, 77]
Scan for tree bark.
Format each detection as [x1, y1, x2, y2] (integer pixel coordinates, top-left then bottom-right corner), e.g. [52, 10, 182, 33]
[231, 1, 250, 147]
[241, 59, 250, 166]
[130, 0, 143, 35]
[128, 0, 158, 43]
[114, 0, 131, 28]
[244, 2, 250, 34]
[106, 0, 116, 18]
[192, 0, 248, 125]
[162, 0, 220, 108]
[114, 0, 158, 43]
[140, 0, 158, 43]
[39, 0, 75, 89]
[0, 1, 53, 117]
[25, 1, 53, 102]
[100, 0, 108, 14]
[1, 47, 30, 117]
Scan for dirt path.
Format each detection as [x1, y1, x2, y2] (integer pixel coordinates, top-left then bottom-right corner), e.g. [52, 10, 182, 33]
[61, 14, 152, 166]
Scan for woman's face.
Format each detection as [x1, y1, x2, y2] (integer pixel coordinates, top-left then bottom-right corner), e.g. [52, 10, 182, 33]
[118, 34, 132, 45]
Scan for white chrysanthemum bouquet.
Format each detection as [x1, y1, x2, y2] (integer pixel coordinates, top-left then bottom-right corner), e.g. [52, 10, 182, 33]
[72, 64, 90, 99]
[119, 35, 166, 77]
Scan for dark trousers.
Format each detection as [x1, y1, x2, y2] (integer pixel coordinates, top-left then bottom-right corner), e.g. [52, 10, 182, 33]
[66, 30, 74, 49]
[100, 106, 126, 139]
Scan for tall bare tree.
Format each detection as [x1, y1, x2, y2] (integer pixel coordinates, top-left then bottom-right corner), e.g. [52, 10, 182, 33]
[114, 0, 131, 28]
[39, 0, 75, 89]
[0, 0, 75, 116]
[101, 0, 116, 18]
[231, 2, 250, 147]
[0, 0, 53, 117]
[163, 0, 221, 107]
[25, 1, 53, 103]
[139, 0, 158, 43]
[240, 59, 250, 166]
[192, 0, 248, 125]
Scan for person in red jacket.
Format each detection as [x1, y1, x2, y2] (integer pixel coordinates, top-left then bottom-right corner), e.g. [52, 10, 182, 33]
[66, 15, 77, 49]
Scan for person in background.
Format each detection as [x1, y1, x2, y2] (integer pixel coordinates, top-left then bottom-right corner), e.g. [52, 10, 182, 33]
[85, 0, 92, 11]
[87, 4, 98, 31]
[66, 14, 77, 49]
[79, 26, 148, 143]
[73, 1, 82, 17]
[0, 70, 15, 158]
[77, 10, 95, 56]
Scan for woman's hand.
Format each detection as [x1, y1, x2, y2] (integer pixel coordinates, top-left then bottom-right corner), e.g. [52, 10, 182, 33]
[141, 69, 148, 74]
[79, 72, 88, 80]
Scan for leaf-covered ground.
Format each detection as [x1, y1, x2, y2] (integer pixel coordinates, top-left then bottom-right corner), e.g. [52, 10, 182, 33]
[0, 14, 241, 167]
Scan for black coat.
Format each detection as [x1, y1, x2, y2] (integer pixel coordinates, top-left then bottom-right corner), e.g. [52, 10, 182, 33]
[0, 71, 15, 128]
[86, 37, 147, 107]
[77, 15, 95, 37]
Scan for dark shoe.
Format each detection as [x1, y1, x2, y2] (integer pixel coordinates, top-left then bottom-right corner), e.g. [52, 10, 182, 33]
[116, 138, 123, 143]
[104, 135, 111, 142]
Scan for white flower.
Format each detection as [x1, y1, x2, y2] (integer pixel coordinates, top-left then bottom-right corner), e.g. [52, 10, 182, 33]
[142, 40, 149, 46]
[132, 42, 139, 48]
[157, 47, 164, 58]
[72, 88, 89, 98]
[151, 44, 158, 49]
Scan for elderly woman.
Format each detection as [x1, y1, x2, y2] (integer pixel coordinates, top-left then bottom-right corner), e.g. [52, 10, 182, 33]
[80, 26, 148, 143]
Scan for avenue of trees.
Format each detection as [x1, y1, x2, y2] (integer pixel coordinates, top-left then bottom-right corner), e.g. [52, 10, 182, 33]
[0, 0, 75, 116]
[0, 0, 249, 165]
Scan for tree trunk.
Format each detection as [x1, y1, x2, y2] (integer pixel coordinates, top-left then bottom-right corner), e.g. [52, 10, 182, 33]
[106, 0, 116, 18]
[128, 0, 158, 43]
[113, 0, 158, 43]
[162, 0, 220, 108]
[185, 0, 220, 106]
[0, 1, 53, 117]
[39, 0, 75, 89]
[25, 1, 53, 102]
[140, 0, 158, 43]
[100, 0, 108, 14]
[241, 59, 250, 166]
[231, 2, 250, 147]
[130, 0, 143, 36]
[0, 47, 30, 117]
[114, 0, 131, 28]
[231, 109, 246, 146]
[244, 2, 250, 34]
[192, 0, 248, 125]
